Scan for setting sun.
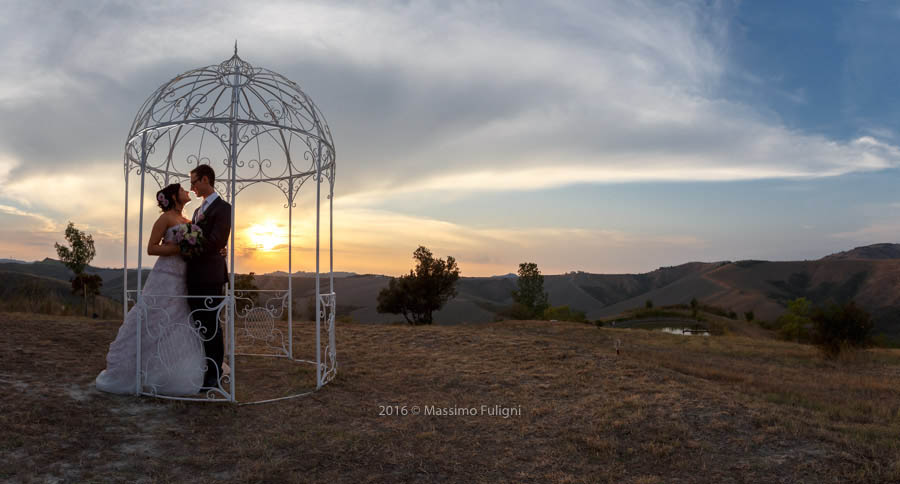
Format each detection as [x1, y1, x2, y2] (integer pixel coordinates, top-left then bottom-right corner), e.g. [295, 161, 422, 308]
[244, 221, 287, 252]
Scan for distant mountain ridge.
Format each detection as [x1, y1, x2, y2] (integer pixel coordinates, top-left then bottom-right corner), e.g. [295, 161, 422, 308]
[4, 244, 900, 335]
[821, 243, 900, 261]
[265, 270, 358, 278]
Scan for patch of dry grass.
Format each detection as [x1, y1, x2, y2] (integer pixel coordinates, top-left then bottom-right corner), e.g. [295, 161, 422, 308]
[2, 312, 899, 483]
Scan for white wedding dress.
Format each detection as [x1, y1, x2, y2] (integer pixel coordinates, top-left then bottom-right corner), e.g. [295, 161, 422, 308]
[96, 225, 206, 396]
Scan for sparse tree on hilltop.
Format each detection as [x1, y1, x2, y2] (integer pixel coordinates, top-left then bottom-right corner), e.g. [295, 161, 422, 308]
[377, 246, 460, 325]
[55, 222, 97, 317]
[512, 262, 549, 319]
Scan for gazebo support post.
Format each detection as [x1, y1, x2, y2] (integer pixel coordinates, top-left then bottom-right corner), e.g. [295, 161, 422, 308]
[329, 172, 335, 365]
[122, 162, 129, 321]
[288, 179, 293, 359]
[227, 60, 240, 403]
[315, 151, 322, 389]
[134, 132, 147, 396]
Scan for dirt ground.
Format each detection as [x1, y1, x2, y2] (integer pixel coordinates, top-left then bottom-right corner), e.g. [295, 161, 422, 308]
[1, 312, 898, 483]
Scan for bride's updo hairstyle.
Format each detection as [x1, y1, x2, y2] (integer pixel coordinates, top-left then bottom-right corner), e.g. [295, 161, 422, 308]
[156, 184, 181, 212]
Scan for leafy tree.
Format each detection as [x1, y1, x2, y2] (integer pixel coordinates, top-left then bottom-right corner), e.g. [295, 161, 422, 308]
[645, 299, 653, 309]
[55, 222, 97, 317]
[745, 310, 755, 322]
[811, 301, 873, 357]
[377, 246, 460, 325]
[776, 297, 813, 342]
[511, 262, 549, 318]
[690, 297, 699, 319]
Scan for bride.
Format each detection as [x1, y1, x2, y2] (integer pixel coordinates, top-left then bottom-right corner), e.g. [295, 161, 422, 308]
[95, 183, 207, 396]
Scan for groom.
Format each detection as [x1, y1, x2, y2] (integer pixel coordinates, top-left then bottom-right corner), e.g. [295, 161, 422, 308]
[187, 164, 232, 389]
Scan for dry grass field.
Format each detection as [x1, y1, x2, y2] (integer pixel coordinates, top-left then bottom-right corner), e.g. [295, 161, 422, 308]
[2, 312, 900, 483]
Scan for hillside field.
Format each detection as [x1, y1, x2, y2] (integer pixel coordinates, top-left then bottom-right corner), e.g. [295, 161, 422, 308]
[2, 312, 900, 483]
[5, 243, 900, 337]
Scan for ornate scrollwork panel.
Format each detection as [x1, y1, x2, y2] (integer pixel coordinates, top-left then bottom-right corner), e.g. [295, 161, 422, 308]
[232, 290, 290, 357]
[318, 292, 338, 384]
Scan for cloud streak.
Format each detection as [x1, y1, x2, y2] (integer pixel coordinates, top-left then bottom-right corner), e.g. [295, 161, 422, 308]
[1, 1, 898, 273]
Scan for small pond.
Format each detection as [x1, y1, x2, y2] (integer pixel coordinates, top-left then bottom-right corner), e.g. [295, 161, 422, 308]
[659, 327, 710, 336]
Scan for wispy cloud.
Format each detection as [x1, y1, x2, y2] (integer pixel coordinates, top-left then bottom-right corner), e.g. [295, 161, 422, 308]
[830, 222, 900, 243]
[0, 204, 57, 231]
[1, 1, 898, 272]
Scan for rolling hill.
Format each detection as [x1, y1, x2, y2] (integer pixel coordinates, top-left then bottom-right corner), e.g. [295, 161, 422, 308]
[0, 271, 122, 317]
[4, 243, 899, 334]
[258, 245, 900, 335]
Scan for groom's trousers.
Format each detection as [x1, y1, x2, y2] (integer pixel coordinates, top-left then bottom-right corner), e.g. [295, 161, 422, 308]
[187, 283, 225, 385]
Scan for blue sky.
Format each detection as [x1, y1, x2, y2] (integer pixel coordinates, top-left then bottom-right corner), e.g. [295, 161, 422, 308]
[725, 1, 900, 141]
[1, 1, 899, 276]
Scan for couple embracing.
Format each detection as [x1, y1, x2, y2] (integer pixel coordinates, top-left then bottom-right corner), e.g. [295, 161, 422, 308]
[95, 164, 232, 396]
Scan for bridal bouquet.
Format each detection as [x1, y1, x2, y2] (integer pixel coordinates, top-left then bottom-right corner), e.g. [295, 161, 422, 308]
[174, 223, 206, 259]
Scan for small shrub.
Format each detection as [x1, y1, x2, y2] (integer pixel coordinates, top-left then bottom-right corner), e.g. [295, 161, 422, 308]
[543, 305, 586, 323]
[811, 301, 873, 357]
[744, 310, 755, 322]
[498, 302, 535, 320]
[645, 299, 653, 309]
[775, 297, 813, 343]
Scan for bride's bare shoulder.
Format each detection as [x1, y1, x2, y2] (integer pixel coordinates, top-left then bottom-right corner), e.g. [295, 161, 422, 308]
[155, 211, 183, 230]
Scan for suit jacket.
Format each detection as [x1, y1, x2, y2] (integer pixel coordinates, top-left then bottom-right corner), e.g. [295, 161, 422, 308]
[186, 196, 231, 287]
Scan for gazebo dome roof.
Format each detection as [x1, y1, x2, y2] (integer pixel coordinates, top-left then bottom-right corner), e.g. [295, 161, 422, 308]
[124, 47, 335, 201]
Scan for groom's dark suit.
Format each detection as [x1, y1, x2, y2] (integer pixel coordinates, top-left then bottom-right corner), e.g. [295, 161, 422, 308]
[187, 194, 231, 387]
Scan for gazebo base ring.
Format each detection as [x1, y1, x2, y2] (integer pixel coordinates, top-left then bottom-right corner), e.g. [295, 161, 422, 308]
[137, 353, 333, 405]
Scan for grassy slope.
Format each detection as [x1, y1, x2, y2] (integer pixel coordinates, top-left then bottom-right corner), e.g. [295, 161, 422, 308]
[2, 313, 899, 483]
[0, 271, 122, 317]
[7, 256, 900, 332]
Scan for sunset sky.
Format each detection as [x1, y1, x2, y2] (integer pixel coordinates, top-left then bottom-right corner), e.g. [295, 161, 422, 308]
[2, 1, 900, 277]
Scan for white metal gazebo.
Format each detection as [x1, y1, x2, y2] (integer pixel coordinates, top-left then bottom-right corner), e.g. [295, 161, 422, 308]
[122, 46, 336, 403]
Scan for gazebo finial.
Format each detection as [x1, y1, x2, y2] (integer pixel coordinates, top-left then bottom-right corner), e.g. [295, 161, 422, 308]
[234, 40, 238, 56]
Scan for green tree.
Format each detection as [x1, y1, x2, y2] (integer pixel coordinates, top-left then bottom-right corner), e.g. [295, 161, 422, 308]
[645, 299, 653, 309]
[55, 222, 97, 317]
[690, 297, 699, 319]
[811, 301, 872, 357]
[377, 246, 460, 325]
[776, 297, 813, 342]
[744, 310, 755, 322]
[512, 262, 549, 319]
